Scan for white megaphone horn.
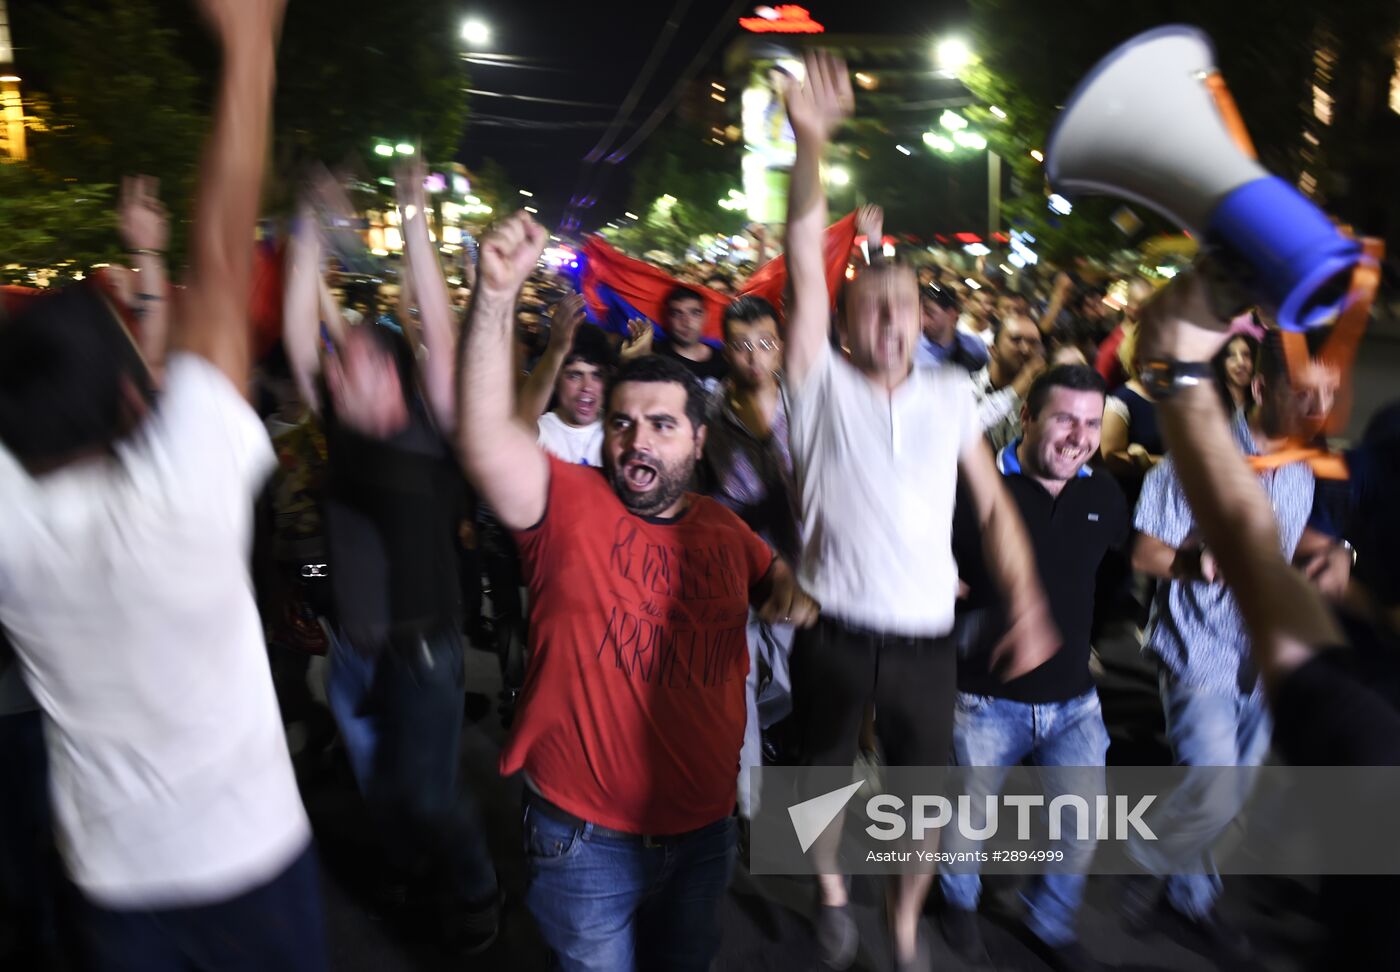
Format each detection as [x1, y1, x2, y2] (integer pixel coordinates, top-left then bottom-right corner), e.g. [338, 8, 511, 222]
[1046, 25, 1364, 332]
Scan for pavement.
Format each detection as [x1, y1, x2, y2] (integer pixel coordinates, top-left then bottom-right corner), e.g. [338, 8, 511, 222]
[286, 627, 1330, 972]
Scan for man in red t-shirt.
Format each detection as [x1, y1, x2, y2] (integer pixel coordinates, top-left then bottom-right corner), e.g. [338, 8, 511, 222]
[456, 211, 817, 972]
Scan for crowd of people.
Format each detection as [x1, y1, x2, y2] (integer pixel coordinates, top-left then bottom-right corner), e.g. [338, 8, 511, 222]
[1, 6, 1399, 972]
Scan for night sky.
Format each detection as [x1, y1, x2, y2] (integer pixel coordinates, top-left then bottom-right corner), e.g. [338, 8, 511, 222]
[458, 0, 964, 230]
[7, 0, 966, 231]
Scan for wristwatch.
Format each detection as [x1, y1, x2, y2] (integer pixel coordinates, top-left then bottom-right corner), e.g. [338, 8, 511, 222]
[1138, 360, 1212, 400]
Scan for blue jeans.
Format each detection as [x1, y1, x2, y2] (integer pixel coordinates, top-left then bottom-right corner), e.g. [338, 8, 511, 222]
[939, 690, 1110, 947]
[78, 845, 327, 972]
[523, 805, 737, 972]
[737, 614, 794, 819]
[327, 628, 498, 904]
[1127, 671, 1272, 919]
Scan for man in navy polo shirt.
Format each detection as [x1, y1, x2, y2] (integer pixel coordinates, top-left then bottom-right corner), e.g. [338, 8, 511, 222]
[941, 365, 1129, 971]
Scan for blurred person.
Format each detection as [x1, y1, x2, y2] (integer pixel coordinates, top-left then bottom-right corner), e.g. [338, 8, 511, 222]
[702, 269, 734, 295]
[941, 366, 1128, 971]
[656, 284, 729, 392]
[457, 211, 815, 972]
[959, 288, 997, 347]
[1094, 278, 1153, 391]
[915, 282, 990, 372]
[1123, 328, 1343, 959]
[516, 294, 611, 466]
[704, 296, 802, 824]
[780, 52, 1056, 972]
[1048, 340, 1089, 368]
[0, 3, 330, 969]
[1100, 345, 1165, 503]
[1133, 269, 1400, 968]
[282, 163, 501, 954]
[971, 313, 1047, 452]
[1212, 332, 1259, 415]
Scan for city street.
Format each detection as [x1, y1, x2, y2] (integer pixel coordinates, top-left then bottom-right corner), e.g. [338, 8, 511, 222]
[291, 629, 1330, 972]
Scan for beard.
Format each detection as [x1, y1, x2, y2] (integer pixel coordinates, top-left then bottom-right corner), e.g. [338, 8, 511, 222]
[606, 450, 694, 518]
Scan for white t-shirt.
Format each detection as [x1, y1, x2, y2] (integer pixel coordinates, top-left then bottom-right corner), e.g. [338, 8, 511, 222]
[785, 347, 980, 637]
[537, 411, 603, 467]
[0, 354, 310, 908]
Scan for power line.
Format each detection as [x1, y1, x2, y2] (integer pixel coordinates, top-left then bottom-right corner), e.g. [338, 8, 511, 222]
[583, 0, 694, 163]
[466, 88, 616, 109]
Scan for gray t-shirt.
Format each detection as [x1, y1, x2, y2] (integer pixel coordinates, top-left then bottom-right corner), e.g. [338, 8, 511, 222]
[1134, 411, 1315, 694]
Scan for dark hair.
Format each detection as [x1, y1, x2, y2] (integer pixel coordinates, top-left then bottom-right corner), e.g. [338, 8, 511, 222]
[919, 282, 960, 314]
[0, 284, 151, 466]
[1025, 364, 1106, 418]
[721, 295, 779, 341]
[1211, 332, 1260, 412]
[663, 285, 705, 312]
[563, 323, 616, 372]
[607, 354, 707, 434]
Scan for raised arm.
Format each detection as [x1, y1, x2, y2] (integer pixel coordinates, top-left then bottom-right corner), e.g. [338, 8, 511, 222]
[1037, 271, 1073, 335]
[456, 212, 551, 531]
[959, 439, 1059, 678]
[780, 51, 853, 387]
[281, 204, 324, 410]
[117, 175, 171, 383]
[1137, 271, 1344, 692]
[396, 159, 458, 433]
[516, 293, 584, 424]
[173, 0, 286, 393]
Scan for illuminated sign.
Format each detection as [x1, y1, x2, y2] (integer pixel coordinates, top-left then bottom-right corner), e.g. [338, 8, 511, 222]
[739, 5, 825, 33]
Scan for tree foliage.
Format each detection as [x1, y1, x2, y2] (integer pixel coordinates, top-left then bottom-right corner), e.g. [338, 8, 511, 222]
[0, 162, 120, 283]
[606, 121, 747, 257]
[274, 0, 470, 169]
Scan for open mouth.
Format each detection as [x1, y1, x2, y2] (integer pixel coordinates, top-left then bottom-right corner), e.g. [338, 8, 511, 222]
[624, 459, 658, 490]
[1057, 447, 1084, 463]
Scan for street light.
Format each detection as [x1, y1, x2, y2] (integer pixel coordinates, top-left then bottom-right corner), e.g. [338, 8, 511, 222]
[827, 166, 850, 186]
[373, 143, 394, 157]
[935, 37, 973, 76]
[395, 143, 415, 155]
[461, 18, 490, 46]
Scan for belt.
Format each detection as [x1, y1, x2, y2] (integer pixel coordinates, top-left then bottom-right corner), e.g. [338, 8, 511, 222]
[523, 789, 715, 848]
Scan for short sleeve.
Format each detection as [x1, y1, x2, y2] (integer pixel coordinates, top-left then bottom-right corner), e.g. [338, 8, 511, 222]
[949, 368, 982, 454]
[782, 347, 835, 466]
[1102, 474, 1133, 550]
[1133, 457, 1192, 548]
[513, 454, 588, 574]
[740, 518, 776, 595]
[1104, 394, 1131, 425]
[122, 353, 276, 527]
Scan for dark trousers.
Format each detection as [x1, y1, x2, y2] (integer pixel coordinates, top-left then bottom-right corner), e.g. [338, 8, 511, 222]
[78, 846, 328, 972]
[329, 628, 499, 905]
[0, 708, 59, 965]
[790, 616, 958, 768]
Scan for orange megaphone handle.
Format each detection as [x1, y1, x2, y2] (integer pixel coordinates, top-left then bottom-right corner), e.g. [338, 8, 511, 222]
[1205, 73, 1258, 160]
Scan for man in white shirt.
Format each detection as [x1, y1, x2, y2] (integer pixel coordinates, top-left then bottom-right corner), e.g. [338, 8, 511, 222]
[517, 293, 610, 466]
[780, 52, 1057, 972]
[0, 2, 325, 968]
[971, 312, 1047, 452]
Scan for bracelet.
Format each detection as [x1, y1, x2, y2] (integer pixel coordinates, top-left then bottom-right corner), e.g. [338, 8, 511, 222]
[136, 292, 161, 302]
[127, 248, 162, 257]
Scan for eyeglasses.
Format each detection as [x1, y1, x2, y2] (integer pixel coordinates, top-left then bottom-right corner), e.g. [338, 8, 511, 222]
[726, 338, 780, 353]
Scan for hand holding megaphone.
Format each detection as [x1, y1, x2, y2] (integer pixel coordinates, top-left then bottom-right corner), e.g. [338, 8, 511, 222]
[1046, 25, 1370, 333]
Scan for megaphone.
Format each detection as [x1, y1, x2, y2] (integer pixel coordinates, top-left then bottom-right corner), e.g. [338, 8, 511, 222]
[1046, 25, 1362, 332]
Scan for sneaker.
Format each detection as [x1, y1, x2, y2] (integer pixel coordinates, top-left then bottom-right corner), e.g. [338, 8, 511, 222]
[441, 888, 503, 957]
[815, 902, 859, 970]
[938, 906, 991, 967]
[1115, 873, 1163, 934]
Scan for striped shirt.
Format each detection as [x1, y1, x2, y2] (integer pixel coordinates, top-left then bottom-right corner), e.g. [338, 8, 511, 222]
[1134, 411, 1315, 694]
